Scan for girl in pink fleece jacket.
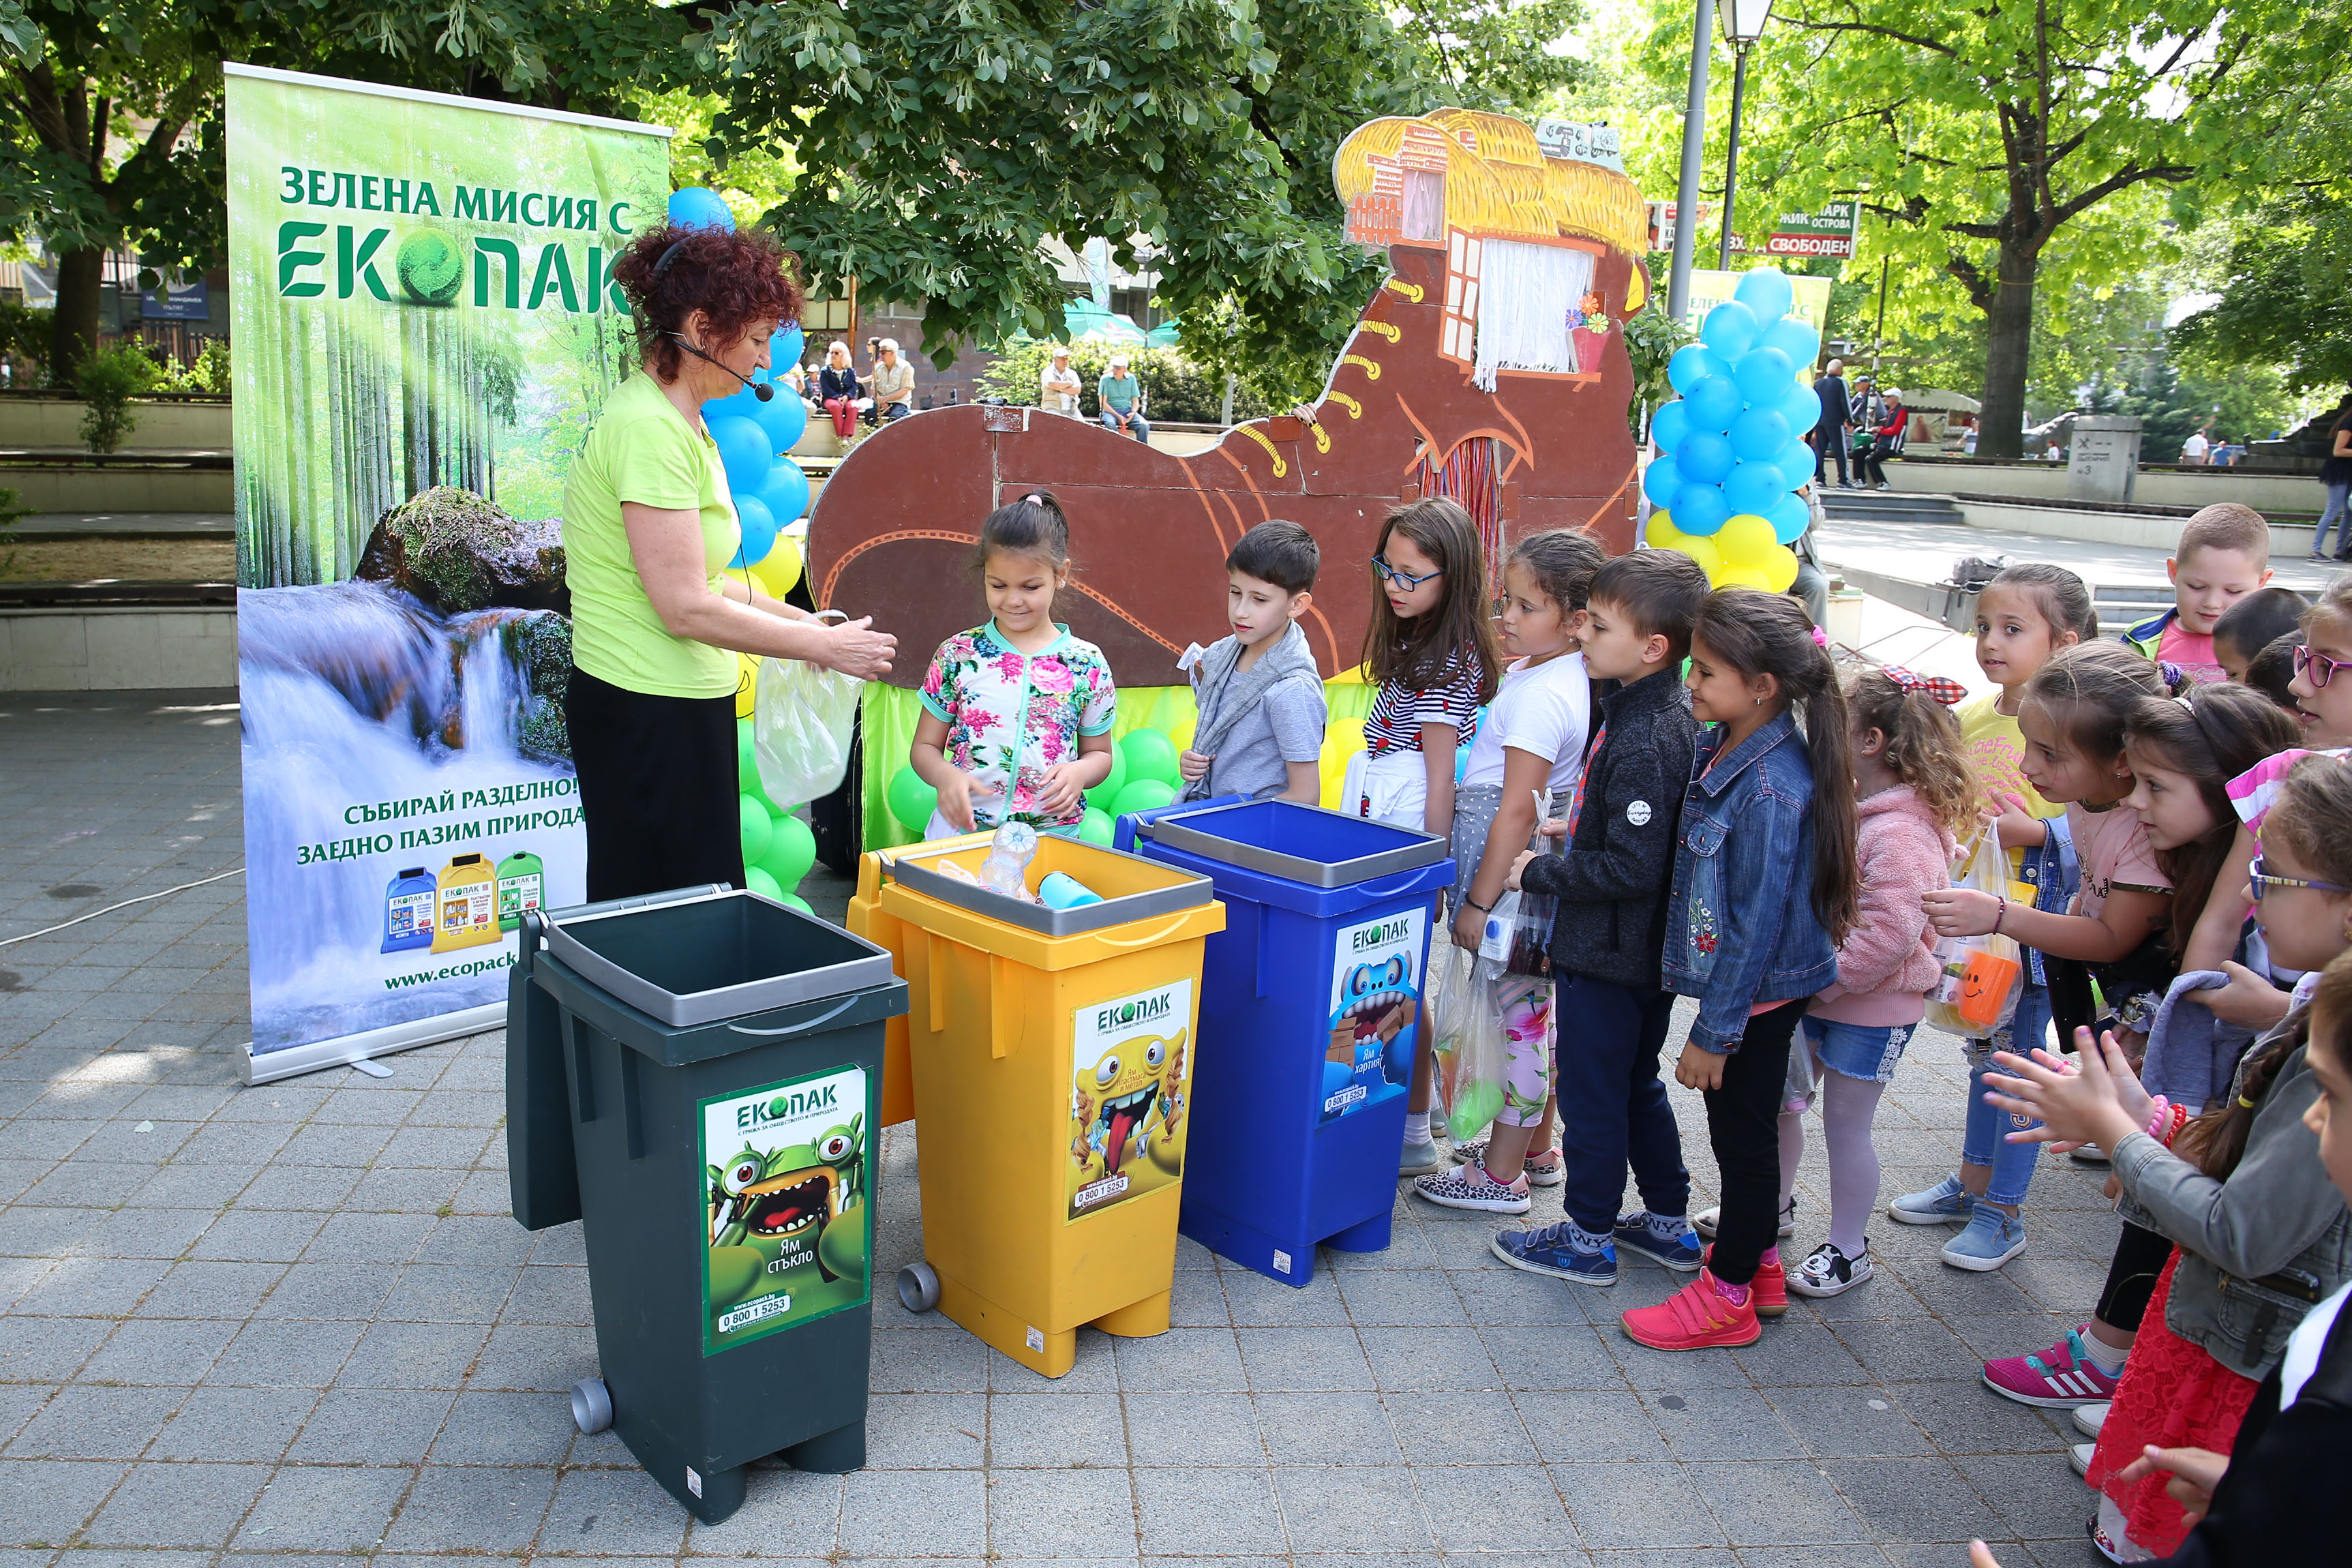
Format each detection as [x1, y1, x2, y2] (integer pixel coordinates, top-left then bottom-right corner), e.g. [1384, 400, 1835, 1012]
[1779, 666, 1978, 1297]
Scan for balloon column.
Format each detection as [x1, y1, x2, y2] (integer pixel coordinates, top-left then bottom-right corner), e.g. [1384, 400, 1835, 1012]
[737, 718, 817, 912]
[1642, 267, 1819, 595]
[882, 727, 1192, 844]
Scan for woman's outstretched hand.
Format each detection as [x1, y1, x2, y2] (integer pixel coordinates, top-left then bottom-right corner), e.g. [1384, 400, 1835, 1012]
[819, 616, 896, 680]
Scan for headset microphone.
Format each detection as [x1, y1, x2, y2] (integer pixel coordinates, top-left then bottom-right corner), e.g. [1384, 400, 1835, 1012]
[671, 333, 773, 401]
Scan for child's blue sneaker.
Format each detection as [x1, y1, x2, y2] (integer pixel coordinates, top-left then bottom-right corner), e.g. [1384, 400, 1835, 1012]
[1491, 1222, 1618, 1286]
[1613, 1211, 1704, 1272]
[1940, 1205, 2027, 1271]
[1887, 1173, 1977, 1226]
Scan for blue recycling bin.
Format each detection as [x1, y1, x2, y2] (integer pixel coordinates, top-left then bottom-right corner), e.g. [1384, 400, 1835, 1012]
[1115, 797, 1453, 1285]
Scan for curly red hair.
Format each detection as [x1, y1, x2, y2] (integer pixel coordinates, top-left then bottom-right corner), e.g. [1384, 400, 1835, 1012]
[609, 224, 803, 382]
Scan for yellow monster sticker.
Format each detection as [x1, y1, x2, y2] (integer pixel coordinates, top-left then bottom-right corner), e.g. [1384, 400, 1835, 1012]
[1066, 980, 1195, 1221]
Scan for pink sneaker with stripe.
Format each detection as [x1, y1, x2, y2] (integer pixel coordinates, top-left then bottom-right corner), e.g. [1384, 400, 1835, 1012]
[1981, 1326, 2122, 1408]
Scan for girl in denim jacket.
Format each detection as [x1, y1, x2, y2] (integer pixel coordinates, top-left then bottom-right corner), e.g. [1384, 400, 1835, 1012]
[1983, 757, 2352, 1560]
[1621, 589, 1857, 1353]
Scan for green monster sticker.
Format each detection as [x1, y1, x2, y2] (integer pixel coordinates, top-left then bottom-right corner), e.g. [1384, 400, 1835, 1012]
[698, 1065, 871, 1355]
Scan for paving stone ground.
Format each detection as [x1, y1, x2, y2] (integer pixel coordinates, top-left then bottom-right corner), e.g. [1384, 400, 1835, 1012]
[1, 691, 2116, 1565]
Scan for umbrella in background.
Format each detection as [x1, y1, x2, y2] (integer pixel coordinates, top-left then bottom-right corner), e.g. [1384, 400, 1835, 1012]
[1144, 318, 1181, 348]
[1064, 299, 1149, 345]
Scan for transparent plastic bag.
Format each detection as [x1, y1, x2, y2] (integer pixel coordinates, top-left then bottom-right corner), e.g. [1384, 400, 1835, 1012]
[1477, 796, 1554, 981]
[1924, 830, 2025, 1037]
[752, 614, 863, 811]
[1428, 939, 1505, 1143]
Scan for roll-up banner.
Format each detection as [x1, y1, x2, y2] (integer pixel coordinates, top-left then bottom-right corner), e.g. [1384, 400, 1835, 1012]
[225, 63, 670, 1083]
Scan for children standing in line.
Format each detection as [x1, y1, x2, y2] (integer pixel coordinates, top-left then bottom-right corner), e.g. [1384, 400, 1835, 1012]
[910, 492, 1117, 837]
[1773, 666, 1976, 1298]
[1177, 519, 1328, 804]
[1620, 589, 1856, 1352]
[1980, 758, 2352, 1561]
[1922, 645, 2177, 1272]
[2119, 503, 2276, 684]
[1489, 548, 1713, 1285]
[1888, 564, 2090, 1263]
[1348, 498, 1503, 1173]
[1413, 529, 1606, 1214]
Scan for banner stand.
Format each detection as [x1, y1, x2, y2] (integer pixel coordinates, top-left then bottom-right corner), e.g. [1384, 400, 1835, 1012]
[239, 1003, 507, 1087]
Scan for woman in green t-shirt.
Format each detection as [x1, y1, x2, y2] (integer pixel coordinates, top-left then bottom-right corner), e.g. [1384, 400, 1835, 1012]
[564, 224, 896, 900]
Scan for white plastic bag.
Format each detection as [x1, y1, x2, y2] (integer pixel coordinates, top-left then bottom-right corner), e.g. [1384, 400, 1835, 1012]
[1924, 830, 2025, 1037]
[753, 617, 863, 810]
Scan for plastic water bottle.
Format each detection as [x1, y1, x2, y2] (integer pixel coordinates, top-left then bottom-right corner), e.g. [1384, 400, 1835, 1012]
[978, 821, 1040, 902]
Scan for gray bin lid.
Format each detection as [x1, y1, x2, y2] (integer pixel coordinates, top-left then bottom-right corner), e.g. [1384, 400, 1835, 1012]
[1136, 800, 1450, 888]
[884, 840, 1211, 937]
[540, 886, 898, 1029]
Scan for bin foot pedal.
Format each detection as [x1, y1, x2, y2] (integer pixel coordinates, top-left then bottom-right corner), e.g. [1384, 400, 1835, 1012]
[780, 1419, 865, 1474]
[1091, 1288, 1171, 1339]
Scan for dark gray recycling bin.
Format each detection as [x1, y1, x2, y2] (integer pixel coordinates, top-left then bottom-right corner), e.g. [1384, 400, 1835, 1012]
[508, 884, 907, 1523]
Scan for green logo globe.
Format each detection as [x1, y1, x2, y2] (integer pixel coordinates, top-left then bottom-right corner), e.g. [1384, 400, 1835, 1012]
[395, 228, 464, 305]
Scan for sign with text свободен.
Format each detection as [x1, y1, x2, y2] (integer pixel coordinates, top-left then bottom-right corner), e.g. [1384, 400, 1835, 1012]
[226, 63, 671, 1083]
[1764, 201, 1860, 260]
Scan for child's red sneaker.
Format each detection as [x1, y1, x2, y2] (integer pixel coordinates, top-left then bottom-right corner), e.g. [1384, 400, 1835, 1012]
[1702, 1243, 1789, 1319]
[1620, 1268, 1762, 1351]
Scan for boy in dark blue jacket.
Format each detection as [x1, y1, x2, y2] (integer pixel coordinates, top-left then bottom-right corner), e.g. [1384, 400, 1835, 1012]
[1491, 548, 1711, 1287]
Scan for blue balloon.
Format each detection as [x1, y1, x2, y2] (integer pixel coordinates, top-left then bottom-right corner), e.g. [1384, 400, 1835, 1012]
[1683, 375, 1742, 433]
[1677, 430, 1734, 485]
[1768, 492, 1813, 544]
[1760, 316, 1820, 370]
[756, 460, 811, 526]
[729, 495, 779, 569]
[1676, 484, 1731, 537]
[1667, 344, 1732, 394]
[667, 186, 735, 232]
[753, 384, 807, 450]
[708, 414, 772, 497]
[1734, 346, 1797, 406]
[1779, 382, 1823, 434]
[1732, 268, 1795, 325]
[771, 323, 804, 376]
[1700, 300, 1760, 359]
[1730, 406, 1791, 462]
[1725, 460, 1788, 516]
[704, 376, 769, 427]
[1774, 439, 1818, 483]
[1650, 399, 1691, 453]
[1642, 454, 1685, 509]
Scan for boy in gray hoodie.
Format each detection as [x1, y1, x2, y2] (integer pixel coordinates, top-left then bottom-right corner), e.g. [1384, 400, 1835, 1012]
[1178, 520, 1327, 803]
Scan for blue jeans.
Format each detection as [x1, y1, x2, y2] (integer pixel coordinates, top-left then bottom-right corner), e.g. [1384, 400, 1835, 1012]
[1959, 982, 2051, 1207]
[2318, 481, 2351, 556]
[1552, 972, 1689, 1234]
[1101, 408, 1150, 441]
[1804, 1016, 1912, 1083]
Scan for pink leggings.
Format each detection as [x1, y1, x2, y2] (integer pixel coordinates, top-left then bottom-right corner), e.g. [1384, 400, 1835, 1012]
[1494, 976, 1554, 1128]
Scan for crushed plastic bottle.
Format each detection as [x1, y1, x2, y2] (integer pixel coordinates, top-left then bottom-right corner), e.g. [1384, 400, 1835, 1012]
[978, 821, 1042, 903]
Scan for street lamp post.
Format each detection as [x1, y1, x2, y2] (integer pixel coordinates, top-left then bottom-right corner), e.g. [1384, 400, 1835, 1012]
[1717, 0, 1773, 271]
[1665, 0, 1715, 326]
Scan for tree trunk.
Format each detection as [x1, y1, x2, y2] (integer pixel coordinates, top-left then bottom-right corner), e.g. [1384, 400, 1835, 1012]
[49, 246, 107, 387]
[1976, 241, 2038, 462]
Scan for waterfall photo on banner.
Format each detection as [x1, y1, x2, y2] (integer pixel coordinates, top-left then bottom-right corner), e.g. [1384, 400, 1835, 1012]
[226, 64, 671, 1076]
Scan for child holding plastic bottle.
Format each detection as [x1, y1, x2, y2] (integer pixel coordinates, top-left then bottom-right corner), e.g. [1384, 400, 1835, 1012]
[1886, 562, 2090, 1264]
[911, 491, 1116, 838]
[1410, 528, 1605, 1216]
[1766, 665, 1976, 1299]
[1620, 589, 1856, 1352]
[1348, 497, 1503, 1173]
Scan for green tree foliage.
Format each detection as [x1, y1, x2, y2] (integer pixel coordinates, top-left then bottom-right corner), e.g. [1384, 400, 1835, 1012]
[689, 0, 1449, 401]
[2171, 190, 2352, 399]
[71, 341, 158, 451]
[1606, 0, 2349, 458]
[1394, 0, 1595, 116]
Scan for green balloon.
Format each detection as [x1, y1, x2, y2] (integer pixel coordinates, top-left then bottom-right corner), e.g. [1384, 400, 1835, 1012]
[886, 765, 937, 832]
[736, 719, 764, 796]
[739, 794, 774, 863]
[1120, 728, 1181, 788]
[1111, 779, 1177, 818]
[745, 865, 783, 900]
[394, 228, 464, 305]
[781, 892, 813, 916]
[1078, 807, 1115, 845]
[755, 813, 816, 890]
[1083, 743, 1130, 809]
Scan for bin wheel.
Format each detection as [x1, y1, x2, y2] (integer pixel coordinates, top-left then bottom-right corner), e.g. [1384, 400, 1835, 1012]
[896, 1261, 941, 1313]
[571, 1377, 613, 1435]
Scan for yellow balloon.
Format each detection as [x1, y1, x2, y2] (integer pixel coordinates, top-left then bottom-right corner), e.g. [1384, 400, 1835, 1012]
[1645, 511, 1685, 549]
[1717, 513, 1777, 564]
[1166, 713, 1198, 753]
[1677, 537, 1723, 581]
[1718, 565, 1774, 591]
[1759, 543, 1800, 594]
[750, 535, 804, 598]
[733, 650, 760, 719]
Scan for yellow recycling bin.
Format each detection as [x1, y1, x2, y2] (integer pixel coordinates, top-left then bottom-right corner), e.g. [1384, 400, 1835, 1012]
[857, 832, 1223, 1378]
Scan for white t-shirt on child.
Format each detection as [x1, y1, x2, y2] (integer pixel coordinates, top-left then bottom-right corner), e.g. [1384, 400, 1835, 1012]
[1460, 650, 1590, 794]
